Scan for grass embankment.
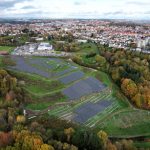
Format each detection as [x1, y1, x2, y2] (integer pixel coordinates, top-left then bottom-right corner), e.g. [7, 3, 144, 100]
[26, 97, 66, 110]
[7, 70, 67, 110]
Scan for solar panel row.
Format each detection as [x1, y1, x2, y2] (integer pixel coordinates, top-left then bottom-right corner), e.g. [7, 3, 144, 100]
[73, 100, 112, 123]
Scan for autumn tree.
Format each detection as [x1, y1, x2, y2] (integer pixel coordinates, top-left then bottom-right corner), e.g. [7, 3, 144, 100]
[121, 78, 138, 99]
[95, 55, 109, 72]
[13, 130, 54, 150]
[16, 115, 26, 124]
[40, 144, 54, 150]
[64, 127, 75, 142]
[132, 93, 144, 107]
[106, 141, 117, 150]
[115, 139, 137, 150]
[97, 130, 108, 149]
[0, 132, 13, 148]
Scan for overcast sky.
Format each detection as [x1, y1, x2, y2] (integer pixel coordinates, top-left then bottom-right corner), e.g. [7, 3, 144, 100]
[0, 0, 150, 19]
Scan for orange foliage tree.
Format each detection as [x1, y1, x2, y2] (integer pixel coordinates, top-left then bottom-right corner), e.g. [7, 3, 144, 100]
[121, 78, 138, 99]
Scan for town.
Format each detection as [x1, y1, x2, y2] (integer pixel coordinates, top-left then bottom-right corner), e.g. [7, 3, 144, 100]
[0, 19, 150, 55]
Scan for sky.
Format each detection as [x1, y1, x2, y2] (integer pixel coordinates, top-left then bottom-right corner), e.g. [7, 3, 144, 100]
[0, 0, 150, 19]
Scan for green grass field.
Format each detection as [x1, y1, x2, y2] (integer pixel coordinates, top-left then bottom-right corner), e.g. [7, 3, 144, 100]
[134, 141, 150, 148]
[98, 109, 150, 137]
[75, 42, 98, 54]
[26, 97, 66, 110]
[0, 46, 15, 53]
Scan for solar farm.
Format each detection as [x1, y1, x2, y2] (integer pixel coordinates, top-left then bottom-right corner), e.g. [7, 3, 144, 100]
[6, 56, 150, 137]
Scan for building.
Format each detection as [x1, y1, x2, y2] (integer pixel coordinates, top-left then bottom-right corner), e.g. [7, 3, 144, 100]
[37, 42, 53, 51]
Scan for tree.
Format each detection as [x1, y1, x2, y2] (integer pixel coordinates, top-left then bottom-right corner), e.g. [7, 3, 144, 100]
[121, 78, 138, 99]
[40, 144, 54, 150]
[13, 130, 54, 150]
[95, 55, 107, 64]
[97, 130, 108, 149]
[111, 68, 121, 84]
[64, 127, 75, 142]
[70, 145, 78, 150]
[132, 93, 143, 107]
[95, 55, 109, 72]
[0, 132, 13, 148]
[72, 129, 102, 150]
[116, 139, 137, 150]
[16, 115, 26, 124]
[63, 143, 70, 150]
[106, 141, 117, 150]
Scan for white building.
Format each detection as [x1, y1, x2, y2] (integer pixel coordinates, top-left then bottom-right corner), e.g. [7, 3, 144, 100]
[37, 42, 53, 51]
[77, 39, 87, 43]
[29, 44, 36, 53]
[136, 37, 150, 51]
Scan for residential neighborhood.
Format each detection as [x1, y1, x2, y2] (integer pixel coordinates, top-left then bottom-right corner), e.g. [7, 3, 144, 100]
[0, 19, 150, 54]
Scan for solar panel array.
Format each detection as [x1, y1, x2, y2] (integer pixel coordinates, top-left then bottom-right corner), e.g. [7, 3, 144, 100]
[73, 100, 112, 123]
[9, 56, 77, 78]
[59, 71, 85, 84]
[9, 56, 107, 103]
[10, 56, 50, 78]
[62, 77, 106, 100]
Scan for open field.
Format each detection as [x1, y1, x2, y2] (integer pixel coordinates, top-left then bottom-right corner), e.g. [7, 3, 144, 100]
[78, 42, 98, 54]
[134, 141, 150, 149]
[5, 55, 150, 138]
[99, 109, 150, 137]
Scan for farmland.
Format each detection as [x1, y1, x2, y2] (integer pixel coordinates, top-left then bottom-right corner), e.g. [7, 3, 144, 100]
[5, 55, 150, 138]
